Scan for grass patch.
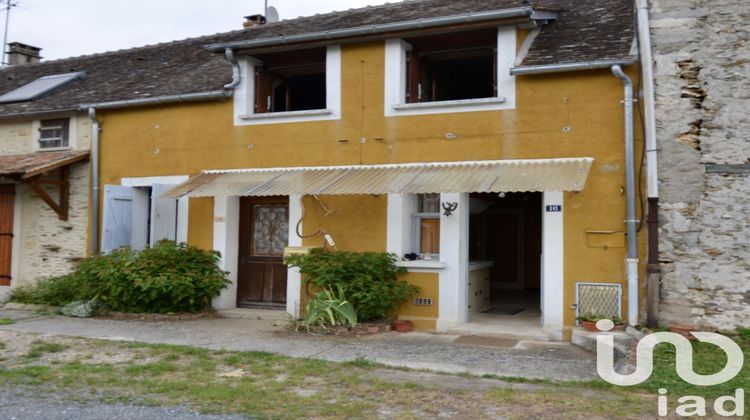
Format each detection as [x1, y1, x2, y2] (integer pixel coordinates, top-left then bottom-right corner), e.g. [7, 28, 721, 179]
[0, 318, 15, 325]
[24, 341, 67, 359]
[0, 335, 657, 418]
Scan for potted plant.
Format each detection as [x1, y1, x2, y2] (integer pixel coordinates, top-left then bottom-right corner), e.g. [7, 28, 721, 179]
[393, 319, 413, 333]
[576, 313, 625, 332]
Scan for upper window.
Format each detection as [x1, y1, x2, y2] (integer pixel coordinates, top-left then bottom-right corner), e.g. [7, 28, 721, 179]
[405, 29, 497, 104]
[38, 118, 70, 149]
[254, 48, 327, 113]
[384, 27, 516, 116]
[234, 46, 342, 125]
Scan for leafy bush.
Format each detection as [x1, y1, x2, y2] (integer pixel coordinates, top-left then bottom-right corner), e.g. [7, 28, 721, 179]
[299, 286, 357, 331]
[285, 252, 419, 322]
[10, 242, 230, 314]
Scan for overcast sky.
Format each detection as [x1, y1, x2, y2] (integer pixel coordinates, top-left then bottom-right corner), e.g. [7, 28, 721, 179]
[7, 0, 399, 61]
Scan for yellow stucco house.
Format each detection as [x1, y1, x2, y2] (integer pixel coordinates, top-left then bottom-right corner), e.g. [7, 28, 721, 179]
[0, 0, 656, 341]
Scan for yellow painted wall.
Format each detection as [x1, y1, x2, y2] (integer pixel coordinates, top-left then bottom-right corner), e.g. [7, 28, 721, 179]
[395, 272, 440, 331]
[96, 35, 646, 334]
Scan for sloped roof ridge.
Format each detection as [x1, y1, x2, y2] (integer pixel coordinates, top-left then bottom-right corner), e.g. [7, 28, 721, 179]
[1, 0, 562, 72]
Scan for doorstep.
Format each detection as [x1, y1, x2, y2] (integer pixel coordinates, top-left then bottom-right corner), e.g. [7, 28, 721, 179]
[217, 308, 288, 322]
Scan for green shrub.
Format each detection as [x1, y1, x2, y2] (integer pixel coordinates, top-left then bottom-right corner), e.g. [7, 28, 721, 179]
[10, 274, 92, 306]
[10, 242, 230, 314]
[300, 286, 357, 331]
[285, 252, 419, 322]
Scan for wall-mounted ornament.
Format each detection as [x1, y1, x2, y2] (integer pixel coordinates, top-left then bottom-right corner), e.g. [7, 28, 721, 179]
[442, 202, 458, 216]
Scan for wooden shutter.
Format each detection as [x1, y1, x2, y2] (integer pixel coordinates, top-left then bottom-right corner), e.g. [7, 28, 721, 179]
[101, 185, 134, 253]
[0, 184, 15, 286]
[149, 184, 178, 245]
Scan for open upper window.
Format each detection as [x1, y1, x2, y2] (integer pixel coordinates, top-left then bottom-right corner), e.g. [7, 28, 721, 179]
[234, 46, 341, 125]
[385, 27, 516, 116]
[405, 29, 497, 103]
[254, 48, 327, 113]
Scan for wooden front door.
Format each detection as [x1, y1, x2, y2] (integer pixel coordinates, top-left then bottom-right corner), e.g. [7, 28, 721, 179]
[237, 196, 289, 306]
[0, 184, 15, 287]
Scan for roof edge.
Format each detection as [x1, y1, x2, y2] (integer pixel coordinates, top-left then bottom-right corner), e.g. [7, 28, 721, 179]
[78, 90, 232, 111]
[205, 6, 537, 52]
[510, 59, 637, 76]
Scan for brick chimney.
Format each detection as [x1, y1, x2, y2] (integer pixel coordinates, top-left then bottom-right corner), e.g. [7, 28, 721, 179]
[243, 14, 266, 29]
[7, 42, 42, 65]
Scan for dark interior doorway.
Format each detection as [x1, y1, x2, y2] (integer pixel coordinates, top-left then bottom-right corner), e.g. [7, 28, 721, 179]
[469, 192, 542, 314]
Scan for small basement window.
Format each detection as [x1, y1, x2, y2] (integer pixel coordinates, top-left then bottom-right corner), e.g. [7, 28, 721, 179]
[405, 29, 497, 103]
[254, 48, 327, 113]
[38, 118, 70, 149]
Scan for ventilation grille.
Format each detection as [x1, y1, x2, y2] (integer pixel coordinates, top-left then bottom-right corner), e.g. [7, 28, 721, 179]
[413, 298, 433, 306]
[575, 283, 622, 320]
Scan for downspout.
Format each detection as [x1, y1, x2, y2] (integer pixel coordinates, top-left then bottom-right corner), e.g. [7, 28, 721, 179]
[224, 48, 241, 89]
[637, 0, 661, 328]
[87, 107, 101, 255]
[611, 65, 640, 327]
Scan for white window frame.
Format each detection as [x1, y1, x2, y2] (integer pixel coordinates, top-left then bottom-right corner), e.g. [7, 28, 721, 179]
[234, 45, 342, 126]
[32, 116, 76, 152]
[412, 194, 441, 260]
[384, 27, 517, 117]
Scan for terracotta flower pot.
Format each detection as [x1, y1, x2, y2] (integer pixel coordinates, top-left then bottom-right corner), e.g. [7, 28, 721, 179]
[393, 320, 413, 333]
[581, 321, 600, 333]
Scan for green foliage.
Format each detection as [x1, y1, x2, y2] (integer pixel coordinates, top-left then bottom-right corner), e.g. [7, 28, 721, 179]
[298, 286, 358, 331]
[640, 333, 750, 399]
[10, 273, 92, 307]
[575, 313, 624, 325]
[285, 252, 419, 322]
[10, 242, 230, 314]
[0, 318, 14, 325]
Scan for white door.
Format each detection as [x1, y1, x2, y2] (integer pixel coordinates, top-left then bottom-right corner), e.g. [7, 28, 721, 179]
[102, 185, 134, 253]
[149, 184, 179, 245]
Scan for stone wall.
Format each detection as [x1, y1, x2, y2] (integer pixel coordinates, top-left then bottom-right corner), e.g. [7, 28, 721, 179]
[650, 0, 750, 329]
[0, 114, 90, 301]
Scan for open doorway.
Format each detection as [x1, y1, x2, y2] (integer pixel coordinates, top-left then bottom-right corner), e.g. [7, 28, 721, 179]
[469, 192, 543, 320]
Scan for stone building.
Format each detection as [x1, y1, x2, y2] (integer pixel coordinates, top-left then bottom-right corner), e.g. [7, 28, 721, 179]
[650, 0, 750, 329]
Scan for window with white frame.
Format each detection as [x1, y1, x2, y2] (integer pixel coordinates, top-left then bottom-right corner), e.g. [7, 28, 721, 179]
[413, 194, 441, 259]
[235, 45, 342, 125]
[38, 118, 70, 149]
[384, 27, 516, 116]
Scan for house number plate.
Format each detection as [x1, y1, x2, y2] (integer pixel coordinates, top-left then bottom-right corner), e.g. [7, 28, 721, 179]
[545, 205, 562, 212]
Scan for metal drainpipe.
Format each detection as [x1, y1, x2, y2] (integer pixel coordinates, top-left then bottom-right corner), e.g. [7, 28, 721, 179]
[87, 107, 100, 255]
[611, 65, 640, 327]
[224, 48, 241, 90]
[637, 0, 662, 329]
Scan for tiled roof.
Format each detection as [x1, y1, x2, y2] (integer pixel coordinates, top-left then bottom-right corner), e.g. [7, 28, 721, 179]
[0, 150, 90, 178]
[0, 0, 635, 118]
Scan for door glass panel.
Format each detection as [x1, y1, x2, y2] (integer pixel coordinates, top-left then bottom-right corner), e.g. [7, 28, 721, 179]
[251, 205, 289, 256]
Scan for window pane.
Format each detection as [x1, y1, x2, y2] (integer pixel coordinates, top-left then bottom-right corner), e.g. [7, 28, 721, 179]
[39, 118, 69, 148]
[418, 193, 441, 213]
[251, 205, 289, 256]
[420, 217, 440, 255]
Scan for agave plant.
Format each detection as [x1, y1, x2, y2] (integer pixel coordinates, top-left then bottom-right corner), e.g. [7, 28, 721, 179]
[303, 285, 358, 330]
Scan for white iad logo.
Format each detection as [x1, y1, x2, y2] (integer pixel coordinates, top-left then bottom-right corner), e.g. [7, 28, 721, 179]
[594, 319, 746, 417]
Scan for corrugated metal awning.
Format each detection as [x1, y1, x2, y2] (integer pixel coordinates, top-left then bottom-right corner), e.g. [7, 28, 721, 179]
[163, 158, 595, 198]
